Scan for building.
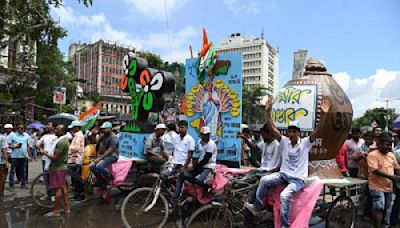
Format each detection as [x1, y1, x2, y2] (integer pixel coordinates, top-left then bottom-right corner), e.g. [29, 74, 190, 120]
[215, 33, 279, 103]
[68, 40, 134, 114]
[292, 49, 308, 79]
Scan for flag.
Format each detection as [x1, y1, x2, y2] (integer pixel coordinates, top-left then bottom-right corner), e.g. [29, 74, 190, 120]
[79, 103, 101, 131]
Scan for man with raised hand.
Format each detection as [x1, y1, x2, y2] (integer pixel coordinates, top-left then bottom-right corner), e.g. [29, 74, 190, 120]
[246, 98, 330, 228]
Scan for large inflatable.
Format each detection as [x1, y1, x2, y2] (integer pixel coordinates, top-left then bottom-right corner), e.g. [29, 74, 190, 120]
[119, 52, 175, 160]
[273, 58, 353, 178]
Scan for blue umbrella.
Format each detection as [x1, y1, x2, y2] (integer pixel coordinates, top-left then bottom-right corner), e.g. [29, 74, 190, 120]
[27, 122, 44, 130]
[48, 113, 78, 121]
[392, 115, 400, 129]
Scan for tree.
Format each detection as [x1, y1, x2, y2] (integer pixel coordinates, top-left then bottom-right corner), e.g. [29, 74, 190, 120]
[242, 85, 268, 124]
[86, 91, 101, 104]
[141, 51, 164, 69]
[353, 107, 398, 129]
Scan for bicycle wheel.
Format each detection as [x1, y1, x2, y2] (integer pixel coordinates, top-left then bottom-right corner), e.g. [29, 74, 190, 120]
[30, 172, 53, 209]
[186, 204, 233, 228]
[326, 195, 355, 228]
[121, 187, 169, 228]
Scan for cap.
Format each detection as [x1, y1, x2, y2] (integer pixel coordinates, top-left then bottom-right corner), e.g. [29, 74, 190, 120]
[155, 123, 167, 130]
[68, 120, 82, 129]
[4, 124, 13, 129]
[200, 126, 211, 134]
[100, 121, 113, 129]
[288, 120, 300, 130]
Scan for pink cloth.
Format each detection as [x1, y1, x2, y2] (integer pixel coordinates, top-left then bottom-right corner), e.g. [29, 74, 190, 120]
[184, 164, 252, 204]
[107, 160, 133, 186]
[266, 183, 323, 228]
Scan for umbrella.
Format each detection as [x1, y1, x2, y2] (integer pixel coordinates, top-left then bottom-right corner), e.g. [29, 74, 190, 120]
[48, 113, 78, 121]
[27, 122, 44, 130]
[392, 116, 400, 129]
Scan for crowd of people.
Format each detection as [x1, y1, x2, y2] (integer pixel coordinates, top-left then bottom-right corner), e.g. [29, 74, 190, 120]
[0, 101, 399, 227]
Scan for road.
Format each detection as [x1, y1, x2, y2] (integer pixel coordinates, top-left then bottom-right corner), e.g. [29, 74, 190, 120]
[0, 159, 393, 227]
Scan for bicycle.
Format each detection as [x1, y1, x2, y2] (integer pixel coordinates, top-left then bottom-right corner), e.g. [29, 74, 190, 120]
[120, 161, 204, 228]
[30, 159, 159, 209]
[185, 173, 260, 228]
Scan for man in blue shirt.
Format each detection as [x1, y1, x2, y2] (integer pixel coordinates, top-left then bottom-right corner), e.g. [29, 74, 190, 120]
[8, 123, 31, 188]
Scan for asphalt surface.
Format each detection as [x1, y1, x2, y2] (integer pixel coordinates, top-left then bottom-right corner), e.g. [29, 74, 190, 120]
[0, 159, 395, 228]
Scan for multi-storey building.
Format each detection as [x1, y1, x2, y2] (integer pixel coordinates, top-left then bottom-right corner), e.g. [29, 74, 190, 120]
[215, 33, 279, 103]
[292, 49, 308, 79]
[69, 40, 133, 114]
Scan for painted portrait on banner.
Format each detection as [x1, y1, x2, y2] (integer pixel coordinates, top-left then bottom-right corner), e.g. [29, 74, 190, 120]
[186, 29, 242, 162]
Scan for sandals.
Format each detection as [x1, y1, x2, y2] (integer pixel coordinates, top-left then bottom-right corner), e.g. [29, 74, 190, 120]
[44, 211, 61, 217]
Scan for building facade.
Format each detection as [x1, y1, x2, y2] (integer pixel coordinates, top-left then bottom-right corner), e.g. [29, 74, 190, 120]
[69, 40, 133, 114]
[292, 49, 308, 80]
[215, 33, 279, 103]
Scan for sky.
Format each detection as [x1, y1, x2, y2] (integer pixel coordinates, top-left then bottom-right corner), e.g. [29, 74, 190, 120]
[51, 0, 400, 118]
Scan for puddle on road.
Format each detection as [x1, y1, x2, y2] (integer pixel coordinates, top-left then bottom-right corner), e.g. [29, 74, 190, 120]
[0, 195, 125, 228]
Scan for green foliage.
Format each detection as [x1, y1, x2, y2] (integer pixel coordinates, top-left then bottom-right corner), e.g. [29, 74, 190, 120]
[86, 91, 101, 104]
[242, 85, 268, 124]
[353, 107, 398, 129]
[141, 51, 164, 69]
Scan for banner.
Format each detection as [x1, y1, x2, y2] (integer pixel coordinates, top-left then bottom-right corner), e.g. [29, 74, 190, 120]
[119, 132, 149, 160]
[79, 103, 101, 131]
[53, 87, 66, 104]
[272, 85, 317, 131]
[186, 53, 242, 162]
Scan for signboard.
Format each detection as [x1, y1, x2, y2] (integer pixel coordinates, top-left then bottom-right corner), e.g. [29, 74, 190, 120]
[272, 84, 317, 131]
[186, 53, 242, 162]
[119, 132, 149, 160]
[53, 87, 66, 104]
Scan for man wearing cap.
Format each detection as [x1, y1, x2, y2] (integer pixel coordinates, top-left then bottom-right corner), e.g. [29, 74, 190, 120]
[173, 120, 195, 199]
[3, 124, 14, 163]
[90, 121, 119, 189]
[175, 126, 217, 199]
[145, 123, 168, 172]
[68, 120, 85, 201]
[246, 99, 330, 228]
[367, 132, 400, 228]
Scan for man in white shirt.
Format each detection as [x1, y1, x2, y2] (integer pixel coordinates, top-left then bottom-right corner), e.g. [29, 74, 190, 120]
[257, 125, 281, 172]
[246, 99, 330, 228]
[182, 126, 217, 189]
[161, 122, 178, 158]
[173, 120, 195, 198]
[37, 122, 58, 200]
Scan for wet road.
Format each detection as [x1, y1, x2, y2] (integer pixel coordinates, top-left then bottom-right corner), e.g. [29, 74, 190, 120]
[0, 160, 392, 227]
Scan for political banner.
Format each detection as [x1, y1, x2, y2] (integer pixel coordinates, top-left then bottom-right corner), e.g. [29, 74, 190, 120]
[185, 52, 242, 162]
[119, 132, 149, 161]
[272, 84, 318, 131]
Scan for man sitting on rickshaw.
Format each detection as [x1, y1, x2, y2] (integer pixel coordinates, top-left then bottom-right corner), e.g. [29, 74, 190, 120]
[144, 124, 169, 172]
[246, 99, 330, 228]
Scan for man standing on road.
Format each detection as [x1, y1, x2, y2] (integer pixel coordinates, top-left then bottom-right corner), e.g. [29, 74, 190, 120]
[8, 123, 31, 189]
[90, 122, 119, 189]
[42, 124, 70, 217]
[246, 99, 330, 228]
[68, 120, 85, 202]
[36, 122, 58, 201]
[0, 132, 10, 198]
[367, 132, 400, 228]
[345, 128, 365, 177]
